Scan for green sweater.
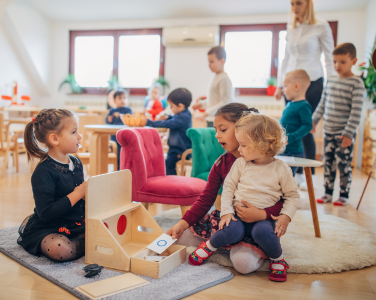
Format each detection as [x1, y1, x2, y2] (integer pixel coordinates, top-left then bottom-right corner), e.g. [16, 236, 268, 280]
[280, 100, 313, 154]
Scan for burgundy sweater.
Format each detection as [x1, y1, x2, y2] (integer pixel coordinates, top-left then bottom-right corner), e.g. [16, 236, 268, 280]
[182, 152, 284, 227]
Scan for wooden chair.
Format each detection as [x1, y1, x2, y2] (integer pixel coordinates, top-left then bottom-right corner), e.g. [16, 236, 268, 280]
[0, 114, 24, 176]
[176, 148, 192, 176]
[0, 114, 11, 176]
[75, 141, 118, 172]
[78, 115, 103, 153]
[76, 114, 118, 172]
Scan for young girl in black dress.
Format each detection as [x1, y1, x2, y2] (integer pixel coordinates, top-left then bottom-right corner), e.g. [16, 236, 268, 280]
[18, 109, 86, 262]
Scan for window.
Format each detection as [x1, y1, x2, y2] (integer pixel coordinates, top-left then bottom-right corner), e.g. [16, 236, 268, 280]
[224, 31, 273, 88]
[69, 29, 165, 95]
[220, 22, 337, 95]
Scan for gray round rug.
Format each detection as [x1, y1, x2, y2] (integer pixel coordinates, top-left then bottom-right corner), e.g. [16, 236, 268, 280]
[154, 209, 376, 274]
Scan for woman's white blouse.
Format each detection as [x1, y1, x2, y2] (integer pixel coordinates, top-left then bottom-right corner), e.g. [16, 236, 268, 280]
[277, 18, 335, 87]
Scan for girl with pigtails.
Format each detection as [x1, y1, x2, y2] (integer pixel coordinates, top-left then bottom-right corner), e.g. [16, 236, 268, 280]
[18, 109, 86, 262]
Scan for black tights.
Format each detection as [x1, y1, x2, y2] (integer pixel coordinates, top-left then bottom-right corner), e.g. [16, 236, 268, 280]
[40, 233, 85, 262]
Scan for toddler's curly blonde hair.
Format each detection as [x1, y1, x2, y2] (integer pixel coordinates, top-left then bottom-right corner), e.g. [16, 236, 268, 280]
[235, 113, 286, 157]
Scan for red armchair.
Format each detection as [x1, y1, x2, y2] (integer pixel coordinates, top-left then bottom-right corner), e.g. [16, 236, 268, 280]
[116, 127, 207, 215]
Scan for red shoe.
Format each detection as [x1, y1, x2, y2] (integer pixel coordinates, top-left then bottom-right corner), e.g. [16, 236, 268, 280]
[188, 241, 215, 266]
[316, 195, 332, 204]
[269, 259, 289, 282]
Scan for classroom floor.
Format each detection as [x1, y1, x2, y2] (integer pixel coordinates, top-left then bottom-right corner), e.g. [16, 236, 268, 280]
[0, 154, 376, 300]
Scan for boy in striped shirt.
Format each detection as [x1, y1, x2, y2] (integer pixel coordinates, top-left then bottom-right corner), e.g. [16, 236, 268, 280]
[311, 43, 365, 206]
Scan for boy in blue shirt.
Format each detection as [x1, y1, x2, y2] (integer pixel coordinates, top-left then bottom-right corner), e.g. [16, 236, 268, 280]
[280, 70, 313, 176]
[147, 88, 192, 175]
[106, 90, 132, 169]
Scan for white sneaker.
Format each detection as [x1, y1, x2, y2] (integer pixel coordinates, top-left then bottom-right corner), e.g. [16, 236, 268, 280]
[299, 175, 316, 191]
[333, 197, 349, 206]
[294, 173, 305, 186]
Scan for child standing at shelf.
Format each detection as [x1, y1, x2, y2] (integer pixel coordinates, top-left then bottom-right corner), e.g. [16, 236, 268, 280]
[312, 43, 365, 206]
[279, 69, 313, 176]
[106, 90, 132, 168]
[192, 46, 233, 127]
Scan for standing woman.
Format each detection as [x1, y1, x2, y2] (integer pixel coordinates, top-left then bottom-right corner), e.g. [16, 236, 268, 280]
[275, 0, 335, 189]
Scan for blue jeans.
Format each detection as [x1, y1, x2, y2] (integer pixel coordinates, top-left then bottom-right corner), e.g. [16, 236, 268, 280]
[209, 215, 282, 259]
[279, 152, 304, 176]
[166, 152, 192, 175]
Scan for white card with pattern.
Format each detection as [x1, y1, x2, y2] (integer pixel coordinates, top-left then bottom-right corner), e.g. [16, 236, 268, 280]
[146, 233, 177, 255]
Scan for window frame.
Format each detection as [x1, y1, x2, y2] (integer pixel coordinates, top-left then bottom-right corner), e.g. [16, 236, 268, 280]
[220, 21, 338, 96]
[69, 28, 165, 96]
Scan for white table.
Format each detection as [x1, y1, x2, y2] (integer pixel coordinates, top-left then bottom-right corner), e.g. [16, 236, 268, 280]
[276, 156, 323, 238]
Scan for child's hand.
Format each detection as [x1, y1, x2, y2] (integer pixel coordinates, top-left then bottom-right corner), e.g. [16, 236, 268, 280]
[236, 201, 266, 223]
[113, 112, 120, 118]
[75, 182, 86, 200]
[275, 87, 283, 100]
[339, 135, 352, 148]
[68, 182, 86, 206]
[194, 113, 207, 121]
[310, 123, 316, 133]
[166, 220, 189, 240]
[108, 116, 113, 123]
[271, 214, 291, 237]
[157, 115, 168, 121]
[192, 102, 202, 110]
[219, 213, 237, 230]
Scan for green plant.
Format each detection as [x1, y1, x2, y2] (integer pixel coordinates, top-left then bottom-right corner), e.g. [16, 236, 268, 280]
[154, 76, 170, 94]
[359, 49, 376, 105]
[267, 76, 277, 86]
[107, 75, 119, 92]
[58, 74, 82, 94]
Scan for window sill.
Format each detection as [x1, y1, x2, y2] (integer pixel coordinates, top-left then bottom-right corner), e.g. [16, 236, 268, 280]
[67, 88, 148, 96]
[235, 88, 268, 96]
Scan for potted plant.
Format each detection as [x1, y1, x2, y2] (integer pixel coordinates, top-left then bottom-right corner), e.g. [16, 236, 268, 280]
[154, 76, 170, 95]
[360, 48, 376, 176]
[107, 75, 119, 92]
[266, 77, 277, 96]
[58, 74, 82, 94]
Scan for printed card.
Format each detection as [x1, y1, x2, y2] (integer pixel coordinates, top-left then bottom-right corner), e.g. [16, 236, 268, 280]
[146, 233, 177, 255]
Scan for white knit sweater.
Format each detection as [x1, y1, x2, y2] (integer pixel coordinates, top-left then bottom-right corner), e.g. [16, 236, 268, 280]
[221, 158, 300, 220]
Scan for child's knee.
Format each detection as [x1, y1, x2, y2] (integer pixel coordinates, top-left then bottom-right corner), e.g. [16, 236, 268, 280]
[210, 220, 245, 247]
[252, 221, 275, 242]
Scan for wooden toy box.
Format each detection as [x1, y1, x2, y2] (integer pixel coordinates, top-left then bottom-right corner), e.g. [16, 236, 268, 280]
[85, 170, 186, 279]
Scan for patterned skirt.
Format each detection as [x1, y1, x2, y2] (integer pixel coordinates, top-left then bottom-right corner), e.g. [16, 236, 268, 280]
[190, 210, 268, 259]
[17, 213, 85, 256]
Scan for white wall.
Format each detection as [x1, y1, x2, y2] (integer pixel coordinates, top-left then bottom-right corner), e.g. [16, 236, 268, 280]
[364, 0, 376, 54]
[3, 0, 51, 96]
[356, 0, 376, 168]
[48, 9, 367, 109]
[0, 21, 41, 107]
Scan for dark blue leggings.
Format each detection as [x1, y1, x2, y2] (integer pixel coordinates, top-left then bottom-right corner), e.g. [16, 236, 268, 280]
[209, 216, 282, 259]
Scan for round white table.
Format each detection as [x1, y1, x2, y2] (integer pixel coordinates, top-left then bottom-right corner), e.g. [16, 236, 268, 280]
[276, 156, 323, 238]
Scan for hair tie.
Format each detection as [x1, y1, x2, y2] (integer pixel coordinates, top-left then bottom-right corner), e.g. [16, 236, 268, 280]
[31, 117, 35, 123]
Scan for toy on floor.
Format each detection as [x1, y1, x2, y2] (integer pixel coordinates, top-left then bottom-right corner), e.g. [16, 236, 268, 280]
[85, 170, 186, 279]
[83, 264, 104, 278]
